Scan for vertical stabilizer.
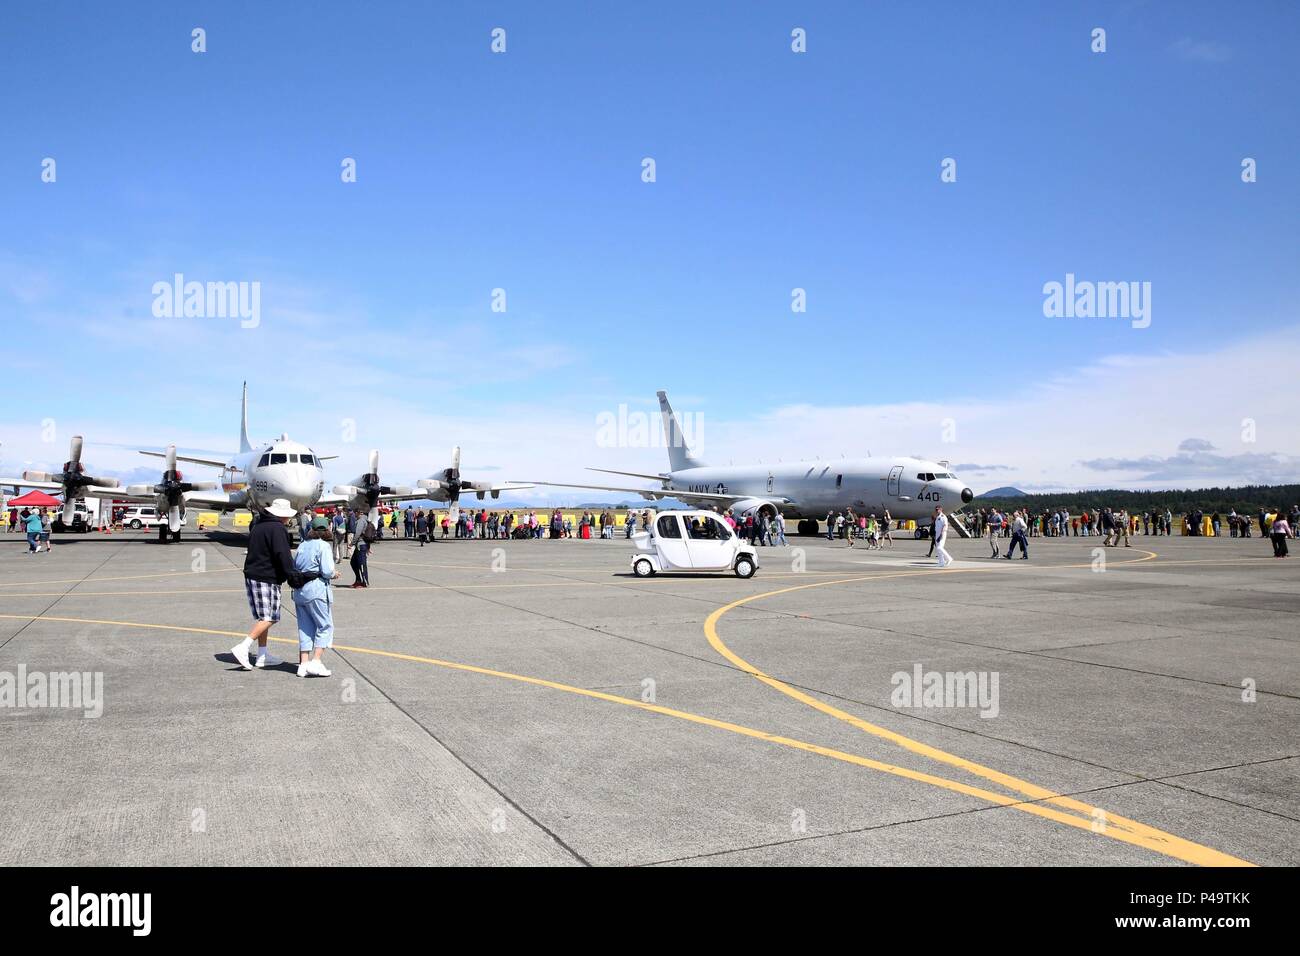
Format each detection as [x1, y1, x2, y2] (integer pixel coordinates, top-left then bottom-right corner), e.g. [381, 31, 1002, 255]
[238, 382, 253, 454]
[657, 390, 704, 472]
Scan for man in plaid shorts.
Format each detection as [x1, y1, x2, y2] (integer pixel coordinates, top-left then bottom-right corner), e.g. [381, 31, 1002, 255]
[231, 498, 303, 670]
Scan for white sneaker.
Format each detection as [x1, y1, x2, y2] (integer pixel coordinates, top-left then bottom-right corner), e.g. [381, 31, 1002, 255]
[297, 663, 308, 678]
[254, 652, 282, 669]
[305, 659, 332, 677]
[231, 641, 253, 670]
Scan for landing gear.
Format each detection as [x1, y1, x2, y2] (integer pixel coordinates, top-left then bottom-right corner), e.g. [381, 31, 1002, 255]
[157, 525, 168, 543]
[796, 519, 820, 536]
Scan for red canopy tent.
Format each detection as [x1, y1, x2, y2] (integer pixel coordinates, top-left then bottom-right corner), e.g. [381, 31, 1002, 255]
[6, 490, 62, 508]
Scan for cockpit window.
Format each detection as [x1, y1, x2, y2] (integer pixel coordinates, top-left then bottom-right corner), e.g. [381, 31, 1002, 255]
[287, 454, 298, 463]
[270, 453, 287, 465]
[258, 454, 270, 467]
[917, 472, 935, 481]
[300, 454, 314, 466]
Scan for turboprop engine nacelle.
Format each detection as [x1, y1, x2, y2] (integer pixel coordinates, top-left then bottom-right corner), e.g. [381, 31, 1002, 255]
[727, 497, 781, 519]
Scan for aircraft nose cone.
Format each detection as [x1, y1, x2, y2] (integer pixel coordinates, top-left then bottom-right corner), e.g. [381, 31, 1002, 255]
[961, 487, 973, 504]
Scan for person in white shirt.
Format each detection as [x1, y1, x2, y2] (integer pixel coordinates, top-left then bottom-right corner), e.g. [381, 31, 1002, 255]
[1006, 510, 1029, 559]
[932, 507, 953, 568]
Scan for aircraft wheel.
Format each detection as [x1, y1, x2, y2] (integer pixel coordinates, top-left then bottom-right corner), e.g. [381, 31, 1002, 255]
[734, 556, 756, 579]
[157, 526, 168, 543]
[633, 558, 655, 578]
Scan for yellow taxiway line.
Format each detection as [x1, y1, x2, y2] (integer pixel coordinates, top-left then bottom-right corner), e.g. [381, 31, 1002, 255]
[0, 545, 1255, 865]
[701, 550, 1252, 866]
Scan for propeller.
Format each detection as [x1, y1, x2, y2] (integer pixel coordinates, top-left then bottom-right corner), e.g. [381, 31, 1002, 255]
[417, 446, 463, 525]
[126, 444, 217, 531]
[332, 449, 410, 526]
[23, 435, 120, 523]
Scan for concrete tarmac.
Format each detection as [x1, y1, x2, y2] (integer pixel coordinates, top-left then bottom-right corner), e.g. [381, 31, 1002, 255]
[0, 526, 1296, 866]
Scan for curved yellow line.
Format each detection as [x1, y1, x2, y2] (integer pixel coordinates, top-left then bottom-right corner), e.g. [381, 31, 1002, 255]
[701, 553, 1253, 867]
[0, 609, 1231, 860]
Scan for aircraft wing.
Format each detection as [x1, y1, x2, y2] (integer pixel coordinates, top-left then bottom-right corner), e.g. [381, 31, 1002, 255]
[372, 485, 539, 504]
[84, 484, 153, 501]
[524, 480, 791, 508]
[182, 487, 249, 511]
[586, 468, 671, 482]
[461, 481, 535, 494]
[140, 450, 230, 469]
[0, 478, 148, 501]
[0, 476, 65, 493]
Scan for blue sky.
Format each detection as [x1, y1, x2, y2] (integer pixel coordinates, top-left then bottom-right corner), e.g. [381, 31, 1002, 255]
[1, 2, 1297, 493]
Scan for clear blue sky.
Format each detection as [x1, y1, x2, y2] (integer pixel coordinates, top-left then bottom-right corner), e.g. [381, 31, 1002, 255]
[1, 2, 1296, 482]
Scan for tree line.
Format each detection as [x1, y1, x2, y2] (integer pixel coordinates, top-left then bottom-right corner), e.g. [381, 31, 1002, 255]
[976, 484, 1300, 515]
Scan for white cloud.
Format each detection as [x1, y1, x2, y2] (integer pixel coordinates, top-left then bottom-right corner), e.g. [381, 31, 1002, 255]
[3, 328, 1298, 503]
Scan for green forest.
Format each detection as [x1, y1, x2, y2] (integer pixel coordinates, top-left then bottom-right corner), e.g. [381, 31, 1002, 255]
[976, 484, 1300, 515]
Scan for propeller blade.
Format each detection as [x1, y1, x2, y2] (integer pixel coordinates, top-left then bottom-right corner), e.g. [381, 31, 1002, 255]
[69, 435, 83, 466]
[447, 500, 460, 525]
[165, 444, 178, 475]
[62, 500, 76, 523]
[451, 445, 461, 474]
[368, 505, 380, 527]
[368, 448, 380, 476]
[168, 505, 182, 532]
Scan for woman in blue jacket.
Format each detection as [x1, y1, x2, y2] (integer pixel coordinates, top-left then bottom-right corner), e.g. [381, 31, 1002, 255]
[294, 515, 339, 677]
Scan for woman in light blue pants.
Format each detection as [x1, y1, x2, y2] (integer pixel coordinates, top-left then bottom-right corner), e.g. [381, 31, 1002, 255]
[293, 516, 338, 678]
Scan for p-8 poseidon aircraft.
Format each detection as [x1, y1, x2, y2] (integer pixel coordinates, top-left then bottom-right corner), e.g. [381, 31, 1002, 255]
[530, 391, 975, 536]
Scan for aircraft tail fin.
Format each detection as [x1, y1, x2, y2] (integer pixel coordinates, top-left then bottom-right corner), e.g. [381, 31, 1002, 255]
[657, 390, 703, 472]
[238, 381, 253, 454]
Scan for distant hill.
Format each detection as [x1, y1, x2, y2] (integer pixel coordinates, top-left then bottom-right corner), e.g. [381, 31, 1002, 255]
[979, 486, 1027, 498]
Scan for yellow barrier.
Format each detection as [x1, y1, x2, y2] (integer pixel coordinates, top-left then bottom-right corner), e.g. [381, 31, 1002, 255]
[196, 512, 220, 530]
[233, 512, 253, 528]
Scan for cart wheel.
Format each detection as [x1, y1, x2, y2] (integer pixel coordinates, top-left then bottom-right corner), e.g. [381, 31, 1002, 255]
[734, 556, 756, 579]
[633, 558, 655, 577]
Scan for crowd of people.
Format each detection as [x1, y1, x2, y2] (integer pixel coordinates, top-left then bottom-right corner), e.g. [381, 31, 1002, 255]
[14, 493, 1299, 682]
[963, 505, 1299, 544]
[821, 509, 894, 549]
